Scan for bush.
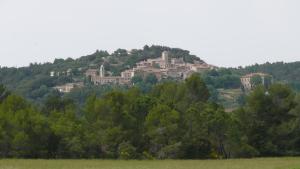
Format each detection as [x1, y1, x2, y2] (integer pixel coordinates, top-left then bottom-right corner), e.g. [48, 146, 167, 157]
[118, 142, 137, 160]
[157, 143, 181, 159]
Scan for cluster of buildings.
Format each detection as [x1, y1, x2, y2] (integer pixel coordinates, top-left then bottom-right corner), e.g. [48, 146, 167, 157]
[51, 51, 274, 93]
[85, 51, 216, 86]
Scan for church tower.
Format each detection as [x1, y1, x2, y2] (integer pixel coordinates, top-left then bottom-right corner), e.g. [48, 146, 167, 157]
[162, 51, 170, 68]
[100, 65, 105, 78]
[162, 51, 169, 62]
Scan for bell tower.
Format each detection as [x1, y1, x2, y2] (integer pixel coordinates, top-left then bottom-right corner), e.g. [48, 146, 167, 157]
[100, 65, 105, 77]
[162, 51, 170, 68]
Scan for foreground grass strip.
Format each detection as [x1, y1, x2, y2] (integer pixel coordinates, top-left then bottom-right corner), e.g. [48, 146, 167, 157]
[0, 158, 300, 169]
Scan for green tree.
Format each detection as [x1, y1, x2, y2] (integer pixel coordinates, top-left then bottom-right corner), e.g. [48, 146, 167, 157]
[145, 104, 180, 159]
[289, 94, 300, 154]
[237, 84, 296, 156]
[0, 84, 10, 103]
[181, 103, 212, 159]
[47, 101, 84, 158]
[0, 95, 49, 158]
[145, 74, 158, 85]
[184, 73, 210, 103]
[250, 75, 263, 87]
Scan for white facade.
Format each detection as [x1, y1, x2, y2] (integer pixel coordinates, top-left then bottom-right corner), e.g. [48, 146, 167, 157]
[50, 71, 55, 77]
[100, 65, 105, 78]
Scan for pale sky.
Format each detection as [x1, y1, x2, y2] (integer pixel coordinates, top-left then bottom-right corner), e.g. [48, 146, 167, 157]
[0, 0, 299, 67]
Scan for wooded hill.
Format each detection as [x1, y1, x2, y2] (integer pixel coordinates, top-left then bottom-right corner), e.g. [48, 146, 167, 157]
[231, 62, 300, 91]
[0, 45, 299, 108]
[0, 45, 203, 104]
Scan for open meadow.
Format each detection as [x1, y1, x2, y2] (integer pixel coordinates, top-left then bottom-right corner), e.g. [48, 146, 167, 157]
[0, 158, 300, 169]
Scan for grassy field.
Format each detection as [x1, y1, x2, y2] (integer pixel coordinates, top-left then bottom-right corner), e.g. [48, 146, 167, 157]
[217, 88, 243, 111]
[0, 158, 300, 169]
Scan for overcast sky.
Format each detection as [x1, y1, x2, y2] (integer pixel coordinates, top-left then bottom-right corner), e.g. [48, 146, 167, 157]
[0, 0, 299, 67]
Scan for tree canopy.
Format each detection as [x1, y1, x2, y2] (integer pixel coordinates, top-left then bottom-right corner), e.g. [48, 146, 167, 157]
[0, 74, 300, 159]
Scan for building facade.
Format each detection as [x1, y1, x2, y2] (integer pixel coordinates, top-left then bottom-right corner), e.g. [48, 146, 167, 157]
[54, 82, 84, 93]
[240, 72, 272, 90]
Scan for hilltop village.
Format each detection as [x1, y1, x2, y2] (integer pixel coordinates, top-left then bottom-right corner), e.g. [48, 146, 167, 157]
[52, 51, 274, 94]
[54, 51, 216, 93]
[86, 51, 215, 85]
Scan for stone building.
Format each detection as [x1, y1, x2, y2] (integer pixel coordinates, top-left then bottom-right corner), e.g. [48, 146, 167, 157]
[88, 65, 131, 85]
[54, 82, 84, 93]
[171, 58, 184, 65]
[189, 63, 215, 72]
[91, 76, 131, 85]
[121, 69, 135, 78]
[240, 72, 272, 90]
[133, 67, 166, 80]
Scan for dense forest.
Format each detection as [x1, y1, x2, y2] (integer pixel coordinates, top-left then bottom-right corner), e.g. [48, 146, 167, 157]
[0, 74, 300, 159]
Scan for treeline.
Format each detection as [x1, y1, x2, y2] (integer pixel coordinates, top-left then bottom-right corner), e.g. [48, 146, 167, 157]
[0, 74, 300, 159]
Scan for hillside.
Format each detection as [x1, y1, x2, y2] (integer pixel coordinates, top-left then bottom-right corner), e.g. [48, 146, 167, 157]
[230, 62, 300, 91]
[201, 62, 300, 110]
[0, 45, 299, 108]
[0, 45, 203, 103]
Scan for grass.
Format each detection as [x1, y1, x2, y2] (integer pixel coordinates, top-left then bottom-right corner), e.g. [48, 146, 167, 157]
[0, 158, 300, 169]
